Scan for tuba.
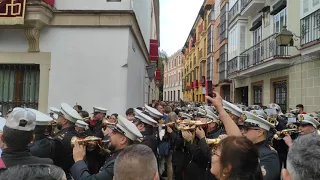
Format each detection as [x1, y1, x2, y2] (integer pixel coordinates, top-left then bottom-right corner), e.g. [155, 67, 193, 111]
[273, 129, 301, 140]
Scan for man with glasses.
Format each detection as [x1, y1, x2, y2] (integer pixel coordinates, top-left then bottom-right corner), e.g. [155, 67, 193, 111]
[242, 111, 280, 180]
[71, 115, 142, 180]
[53, 103, 83, 179]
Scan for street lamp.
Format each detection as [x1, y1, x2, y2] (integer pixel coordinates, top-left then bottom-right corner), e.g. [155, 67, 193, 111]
[275, 26, 294, 46]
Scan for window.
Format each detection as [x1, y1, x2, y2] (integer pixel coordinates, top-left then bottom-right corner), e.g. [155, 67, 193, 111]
[303, 0, 309, 13]
[274, 80, 287, 113]
[207, 25, 213, 54]
[0, 64, 40, 115]
[173, 91, 176, 101]
[253, 26, 262, 45]
[301, 0, 320, 18]
[164, 92, 166, 101]
[178, 56, 181, 65]
[107, 0, 121, 2]
[207, 56, 213, 80]
[178, 90, 180, 100]
[253, 85, 262, 106]
[228, 26, 238, 59]
[178, 72, 181, 83]
[215, 0, 221, 20]
[174, 59, 176, 67]
[273, 8, 287, 33]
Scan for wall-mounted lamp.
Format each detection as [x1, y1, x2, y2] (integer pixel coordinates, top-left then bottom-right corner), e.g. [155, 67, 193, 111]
[275, 26, 300, 49]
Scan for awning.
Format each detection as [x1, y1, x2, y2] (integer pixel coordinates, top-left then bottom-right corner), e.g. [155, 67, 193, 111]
[270, 0, 287, 15]
[249, 16, 263, 31]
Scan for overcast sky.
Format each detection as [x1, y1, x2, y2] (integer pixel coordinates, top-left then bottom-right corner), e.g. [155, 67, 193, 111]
[160, 0, 203, 57]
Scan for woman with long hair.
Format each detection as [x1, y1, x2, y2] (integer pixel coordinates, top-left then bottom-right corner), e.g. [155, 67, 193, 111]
[211, 136, 263, 180]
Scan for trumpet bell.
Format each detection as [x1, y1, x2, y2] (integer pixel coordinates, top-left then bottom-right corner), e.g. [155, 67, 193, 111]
[206, 138, 221, 145]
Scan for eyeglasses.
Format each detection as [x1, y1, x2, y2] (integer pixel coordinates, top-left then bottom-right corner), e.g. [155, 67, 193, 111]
[241, 126, 261, 132]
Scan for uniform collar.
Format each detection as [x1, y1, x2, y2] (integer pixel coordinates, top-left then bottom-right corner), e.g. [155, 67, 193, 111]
[254, 140, 266, 147]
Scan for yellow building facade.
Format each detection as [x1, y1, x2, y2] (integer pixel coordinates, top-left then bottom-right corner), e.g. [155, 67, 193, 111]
[182, 0, 214, 102]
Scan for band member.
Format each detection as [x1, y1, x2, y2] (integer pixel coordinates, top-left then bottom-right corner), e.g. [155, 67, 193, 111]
[92, 107, 108, 138]
[222, 100, 243, 125]
[75, 120, 89, 138]
[53, 103, 82, 179]
[242, 111, 281, 180]
[28, 108, 56, 160]
[133, 108, 158, 155]
[70, 115, 142, 180]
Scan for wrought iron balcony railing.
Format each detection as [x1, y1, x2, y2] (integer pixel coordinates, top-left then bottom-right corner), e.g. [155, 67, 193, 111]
[228, 33, 289, 72]
[301, 9, 320, 46]
[229, 0, 240, 23]
[227, 56, 239, 74]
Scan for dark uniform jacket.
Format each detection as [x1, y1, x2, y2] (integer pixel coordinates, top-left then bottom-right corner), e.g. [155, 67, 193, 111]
[70, 149, 123, 180]
[256, 140, 281, 180]
[93, 120, 103, 138]
[29, 136, 55, 159]
[53, 126, 79, 175]
[1, 148, 53, 168]
[139, 130, 158, 156]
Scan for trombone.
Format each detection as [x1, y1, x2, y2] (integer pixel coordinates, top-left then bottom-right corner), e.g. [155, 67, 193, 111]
[273, 129, 301, 140]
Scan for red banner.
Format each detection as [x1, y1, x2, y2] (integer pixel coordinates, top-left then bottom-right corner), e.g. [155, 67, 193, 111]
[0, 0, 26, 25]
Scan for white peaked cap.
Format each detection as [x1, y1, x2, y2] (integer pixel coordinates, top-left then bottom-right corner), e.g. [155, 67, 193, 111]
[93, 107, 108, 114]
[116, 115, 143, 141]
[223, 100, 243, 117]
[60, 103, 82, 123]
[244, 111, 275, 131]
[298, 114, 320, 129]
[144, 104, 163, 119]
[134, 108, 157, 125]
[75, 120, 88, 128]
[26, 108, 53, 126]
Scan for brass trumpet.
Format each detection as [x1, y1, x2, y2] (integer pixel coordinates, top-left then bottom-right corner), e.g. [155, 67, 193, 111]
[206, 138, 221, 145]
[161, 122, 176, 128]
[102, 119, 117, 127]
[273, 129, 301, 140]
[71, 136, 110, 151]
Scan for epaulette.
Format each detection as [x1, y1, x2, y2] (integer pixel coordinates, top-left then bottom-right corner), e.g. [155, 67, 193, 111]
[57, 133, 66, 141]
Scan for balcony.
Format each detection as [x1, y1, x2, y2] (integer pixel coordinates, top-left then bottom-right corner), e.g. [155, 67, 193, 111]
[240, 0, 264, 17]
[228, 33, 291, 79]
[229, 0, 240, 23]
[300, 9, 320, 48]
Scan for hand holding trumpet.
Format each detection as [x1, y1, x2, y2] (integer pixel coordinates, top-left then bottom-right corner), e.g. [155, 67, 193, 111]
[73, 141, 86, 162]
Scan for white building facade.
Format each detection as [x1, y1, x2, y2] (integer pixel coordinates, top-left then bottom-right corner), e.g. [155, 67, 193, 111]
[0, 0, 160, 114]
[227, 0, 320, 112]
[163, 50, 184, 101]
